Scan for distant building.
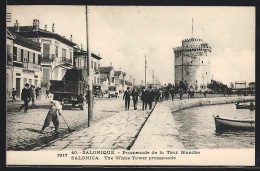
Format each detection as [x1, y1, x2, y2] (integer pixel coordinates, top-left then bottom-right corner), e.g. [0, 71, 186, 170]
[114, 71, 127, 92]
[73, 46, 102, 85]
[174, 38, 212, 91]
[100, 66, 115, 86]
[8, 19, 77, 88]
[235, 81, 246, 89]
[6, 27, 42, 98]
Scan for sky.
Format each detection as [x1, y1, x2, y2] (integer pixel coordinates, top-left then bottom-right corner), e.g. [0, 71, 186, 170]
[7, 6, 255, 86]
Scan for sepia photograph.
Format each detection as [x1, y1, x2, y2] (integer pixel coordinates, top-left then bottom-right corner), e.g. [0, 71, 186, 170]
[6, 5, 255, 166]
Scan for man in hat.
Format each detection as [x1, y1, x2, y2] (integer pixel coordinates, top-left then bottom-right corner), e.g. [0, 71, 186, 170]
[123, 87, 131, 110]
[19, 83, 31, 113]
[141, 87, 147, 110]
[132, 87, 139, 110]
[40, 100, 62, 134]
[12, 88, 16, 101]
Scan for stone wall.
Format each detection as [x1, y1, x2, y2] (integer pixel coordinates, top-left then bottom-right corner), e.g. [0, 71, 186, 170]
[169, 96, 255, 112]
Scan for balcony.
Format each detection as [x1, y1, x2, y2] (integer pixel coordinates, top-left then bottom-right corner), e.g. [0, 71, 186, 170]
[23, 62, 42, 72]
[61, 57, 72, 64]
[41, 54, 56, 62]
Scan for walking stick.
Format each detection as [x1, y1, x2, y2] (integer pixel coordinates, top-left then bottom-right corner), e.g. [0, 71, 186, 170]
[60, 114, 75, 133]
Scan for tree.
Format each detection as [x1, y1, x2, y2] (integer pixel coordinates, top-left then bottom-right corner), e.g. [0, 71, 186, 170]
[207, 80, 228, 94]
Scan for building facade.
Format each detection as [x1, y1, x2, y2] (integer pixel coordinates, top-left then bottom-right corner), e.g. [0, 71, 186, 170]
[73, 47, 102, 86]
[6, 27, 42, 98]
[235, 81, 246, 89]
[100, 66, 115, 86]
[174, 38, 212, 90]
[9, 19, 77, 88]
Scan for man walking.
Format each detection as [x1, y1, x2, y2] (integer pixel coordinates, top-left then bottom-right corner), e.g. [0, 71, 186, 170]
[147, 87, 154, 109]
[29, 85, 36, 105]
[123, 87, 131, 111]
[46, 88, 50, 98]
[179, 88, 183, 100]
[141, 87, 147, 110]
[159, 89, 163, 103]
[40, 100, 62, 134]
[170, 88, 175, 101]
[132, 87, 139, 110]
[19, 83, 30, 113]
[12, 88, 16, 101]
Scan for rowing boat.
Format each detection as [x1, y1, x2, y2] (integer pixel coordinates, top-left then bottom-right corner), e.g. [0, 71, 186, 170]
[213, 115, 255, 132]
[235, 103, 255, 110]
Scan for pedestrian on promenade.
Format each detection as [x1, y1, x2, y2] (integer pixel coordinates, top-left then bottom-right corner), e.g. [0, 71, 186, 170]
[154, 89, 159, 104]
[35, 86, 41, 100]
[187, 87, 191, 99]
[29, 85, 36, 106]
[159, 89, 163, 103]
[40, 100, 62, 134]
[19, 83, 31, 113]
[132, 87, 139, 110]
[147, 87, 154, 109]
[190, 85, 195, 98]
[203, 90, 207, 98]
[46, 88, 50, 98]
[141, 87, 147, 110]
[179, 88, 183, 100]
[11, 88, 16, 101]
[165, 90, 169, 101]
[123, 87, 131, 111]
[170, 88, 175, 101]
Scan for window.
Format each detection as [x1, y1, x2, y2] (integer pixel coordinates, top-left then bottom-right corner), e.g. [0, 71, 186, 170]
[70, 52, 72, 61]
[191, 61, 192, 64]
[202, 61, 203, 64]
[206, 72, 207, 75]
[7, 44, 10, 54]
[13, 47, 17, 61]
[91, 61, 93, 69]
[43, 44, 50, 58]
[94, 62, 96, 70]
[37, 54, 41, 64]
[55, 46, 58, 57]
[98, 64, 100, 69]
[21, 49, 24, 62]
[62, 48, 66, 58]
[23, 50, 28, 62]
[29, 51, 33, 63]
[33, 53, 35, 64]
[94, 76, 96, 84]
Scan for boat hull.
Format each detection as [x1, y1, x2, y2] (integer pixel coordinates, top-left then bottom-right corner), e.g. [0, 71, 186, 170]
[235, 104, 255, 110]
[213, 115, 255, 132]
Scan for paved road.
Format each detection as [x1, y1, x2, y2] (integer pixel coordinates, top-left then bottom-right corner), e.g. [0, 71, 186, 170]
[7, 94, 142, 150]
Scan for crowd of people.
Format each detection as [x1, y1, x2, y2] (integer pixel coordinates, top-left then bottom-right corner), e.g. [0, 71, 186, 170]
[122, 86, 180, 111]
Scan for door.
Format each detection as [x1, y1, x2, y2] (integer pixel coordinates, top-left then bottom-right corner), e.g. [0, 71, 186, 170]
[16, 78, 21, 97]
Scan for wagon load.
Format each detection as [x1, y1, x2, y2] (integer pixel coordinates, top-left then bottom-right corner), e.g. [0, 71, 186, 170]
[50, 68, 88, 110]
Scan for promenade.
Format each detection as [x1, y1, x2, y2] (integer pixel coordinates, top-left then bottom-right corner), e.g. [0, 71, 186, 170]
[131, 96, 255, 150]
[7, 94, 254, 151]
